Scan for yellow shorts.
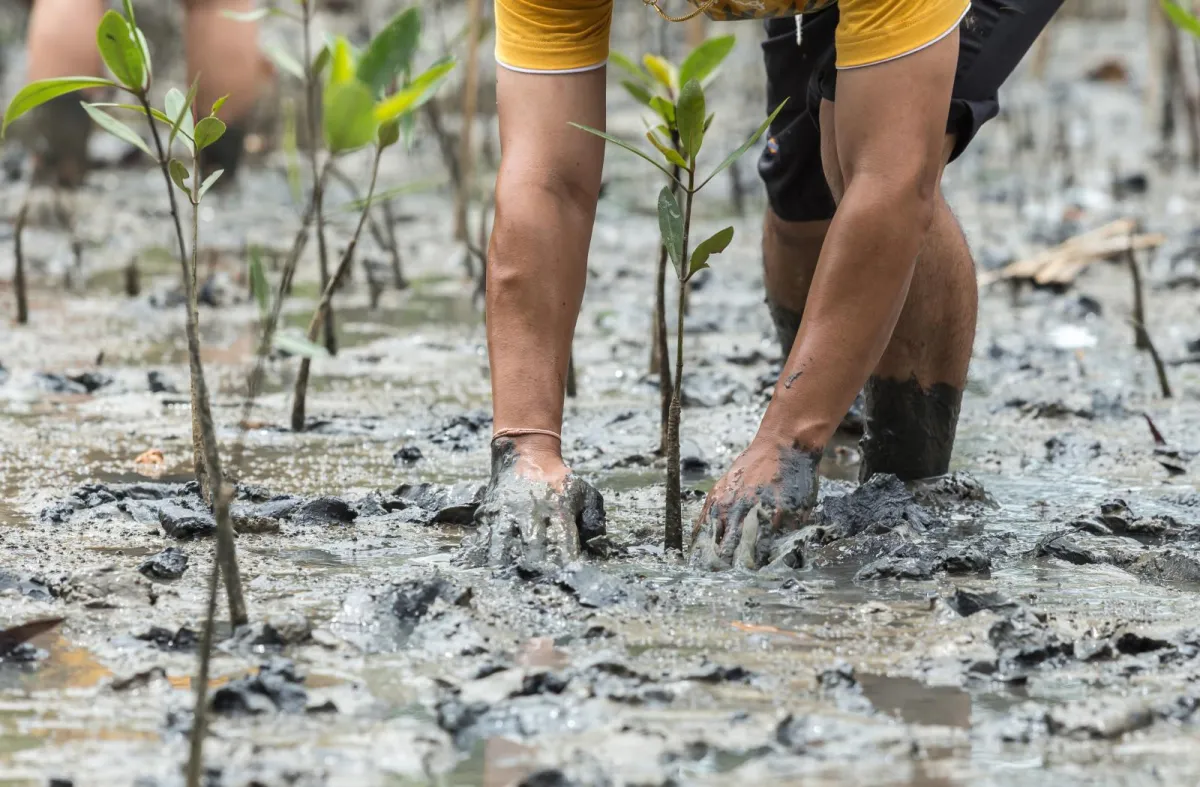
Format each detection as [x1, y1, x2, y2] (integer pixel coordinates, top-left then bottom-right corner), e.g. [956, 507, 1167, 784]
[494, 0, 970, 73]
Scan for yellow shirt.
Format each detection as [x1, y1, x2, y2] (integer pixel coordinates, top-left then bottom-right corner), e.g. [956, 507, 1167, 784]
[496, 0, 970, 74]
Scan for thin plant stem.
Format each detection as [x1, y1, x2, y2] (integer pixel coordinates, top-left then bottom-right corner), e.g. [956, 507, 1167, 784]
[291, 148, 383, 431]
[138, 92, 211, 506]
[301, 0, 336, 355]
[455, 0, 483, 243]
[1125, 242, 1173, 398]
[14, 197, 29, 325]
[651, 148, 682, 455]
[231, 162, 330, 459]
[184, 484, 231, 787]
[664, 165, 696, 555]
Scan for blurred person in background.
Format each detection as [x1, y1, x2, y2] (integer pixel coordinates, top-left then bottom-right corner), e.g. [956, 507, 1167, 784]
[21, 0, 273, 187]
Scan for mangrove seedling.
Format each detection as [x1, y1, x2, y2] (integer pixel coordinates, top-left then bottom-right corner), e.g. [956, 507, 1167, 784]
[1, 5, 249, 784]
[288, 17, 457, 432]
[572, 80, 784, 554]
[609, 36, 735, 454]
[1, 0, 247, 625]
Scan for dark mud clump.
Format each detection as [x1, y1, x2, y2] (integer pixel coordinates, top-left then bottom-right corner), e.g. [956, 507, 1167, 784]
[210, 657, 309, 715]
[390, 481, 485, 526]
[291, 496, 357, 527]
[136, 626, 198, 652]
[332, 574, 481, 654]
[35, 370, 112, 395]
[0, 568, 55, 601]
[137, 547, 188, 580]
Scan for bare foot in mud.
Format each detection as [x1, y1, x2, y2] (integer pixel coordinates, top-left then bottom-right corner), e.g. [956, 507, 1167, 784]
[458, 437, 606, 570]
[689, 438, 821, 571]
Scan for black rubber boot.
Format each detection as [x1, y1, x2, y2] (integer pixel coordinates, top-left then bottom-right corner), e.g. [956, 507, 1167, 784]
[198, 124, 245, 187]
[858, 375, 963, 482]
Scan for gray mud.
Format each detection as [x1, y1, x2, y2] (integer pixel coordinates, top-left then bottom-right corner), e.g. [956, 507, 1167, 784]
[1, 5, 1199, 787]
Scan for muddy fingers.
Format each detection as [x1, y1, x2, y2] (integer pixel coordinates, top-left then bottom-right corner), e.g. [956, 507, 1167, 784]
[689, 443, 821, 571]
[457, 440, 608, 571]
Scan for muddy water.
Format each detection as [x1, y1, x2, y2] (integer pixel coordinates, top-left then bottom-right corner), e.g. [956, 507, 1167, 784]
[1, 10, 1199, 787]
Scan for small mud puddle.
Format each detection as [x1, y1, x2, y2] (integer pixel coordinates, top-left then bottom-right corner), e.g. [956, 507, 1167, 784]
[857, 674, 972, 729]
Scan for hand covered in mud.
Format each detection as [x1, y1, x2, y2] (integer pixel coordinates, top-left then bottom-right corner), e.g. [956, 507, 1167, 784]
[690, 438, 821, 571]
[457, 437, 606, 570]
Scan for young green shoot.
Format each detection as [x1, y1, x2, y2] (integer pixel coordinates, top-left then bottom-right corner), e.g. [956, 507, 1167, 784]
[288, 16, 457, 431]
[610, 36, 735, 455]
[572, 77, 784, 554]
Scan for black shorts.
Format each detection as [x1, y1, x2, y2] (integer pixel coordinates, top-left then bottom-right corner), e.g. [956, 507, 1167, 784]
[758, 0, 1064, 222]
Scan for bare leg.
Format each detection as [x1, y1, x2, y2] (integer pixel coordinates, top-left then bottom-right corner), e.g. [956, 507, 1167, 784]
[26, 0, 104, 82]
[860, 184, 977, 481]
[762, 134, 975, 474]
[694, 31, 960, 566]
[460, 66, 608, 569]
[183, 0, 271, 177]
[24, 0, 105, 186]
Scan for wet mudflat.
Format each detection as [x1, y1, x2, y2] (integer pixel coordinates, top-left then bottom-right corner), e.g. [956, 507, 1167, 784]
[1, 11, 1200, 787]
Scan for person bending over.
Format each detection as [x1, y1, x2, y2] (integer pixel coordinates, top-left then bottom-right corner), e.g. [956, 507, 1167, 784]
[464, 0, 1061, 569]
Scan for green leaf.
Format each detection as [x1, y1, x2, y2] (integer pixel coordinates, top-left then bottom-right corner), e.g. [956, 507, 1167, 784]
[88, 101, 180, 131]
[333, 178, 444, 212]
[647, 131, 686, 170]
[211, 94, 229, 116]
[134, 30, 153, 87]
[610, 51, 650, 83]
[274, 331, 329, 358]
[97, 10, 145, 91]
[642, 54, 677, 93]
[678, 35, 735, 88]
[657, 186, 684, 278]
[165, 79, 199, 155]
[687, 225, 733, 279]
[265, 43, 305, 81]
[324, 78, 379, 153]
[699, 97, 788, 190]
[312, 44, 331, 79]
[222, 8, 272, 21]
[2, 78, 119, 136]
[377, 118, 401, 149]
[611, 51, 651, 84]
[197, 169, 223, 201]
[168, 158, 192, 198]
[675, 79, 705, 161]
[620, 80, 653, 108]
[329, 36, 355, 84]
[1163, 0, 1200, 37]
[567, 122, 680, 184]
[248, 247, 270, 318]
[357, 7, 421, 97]
[649, 96, 675, 127]
[194, 116, 225, 150]
[122, 0, 137, 25]
[373, 57, 456, 122]
[81, 102, 152, 157]
[703, 112, 714, 132]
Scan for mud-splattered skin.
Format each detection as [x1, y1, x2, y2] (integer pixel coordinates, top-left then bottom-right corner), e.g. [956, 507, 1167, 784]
[690, 441, 821, 570]
[859, 375, 962, 482]
[457, 439, 606, 570]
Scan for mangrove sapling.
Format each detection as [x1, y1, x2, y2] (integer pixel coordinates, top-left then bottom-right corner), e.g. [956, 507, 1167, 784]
[297, 0, 337, 354]
[288, 27, 458, 431]
[573, 80, 785, 554]
[609, 37, 735, 454]
[1, 1, 248, 624]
